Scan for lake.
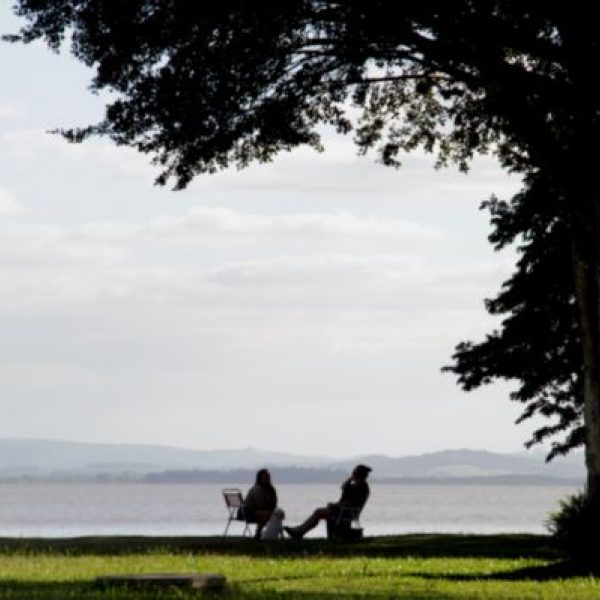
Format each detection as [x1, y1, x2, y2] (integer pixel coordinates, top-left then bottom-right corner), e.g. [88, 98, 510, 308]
[0, 482, 579, 538]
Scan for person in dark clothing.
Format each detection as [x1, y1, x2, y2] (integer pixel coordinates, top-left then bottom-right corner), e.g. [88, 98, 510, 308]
[284, 465, 371, 539]
[242, 468, 278, 538]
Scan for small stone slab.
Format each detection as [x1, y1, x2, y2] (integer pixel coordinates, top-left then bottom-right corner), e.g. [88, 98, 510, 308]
[96, 572, 226, 591]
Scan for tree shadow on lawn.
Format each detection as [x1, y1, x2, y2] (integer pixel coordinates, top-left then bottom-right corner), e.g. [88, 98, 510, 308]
[0, 533, 561, 560]
[0, 579, 454, 600]
[410, 559, 600, 583]
[0, 580, 180, 600]
[228, 587, 454, 600]
[0, 580, 450, 600]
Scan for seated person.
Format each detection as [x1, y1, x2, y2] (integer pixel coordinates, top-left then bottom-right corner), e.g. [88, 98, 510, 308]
[284, 464, 371, 539]
[241, 468, 277, 539]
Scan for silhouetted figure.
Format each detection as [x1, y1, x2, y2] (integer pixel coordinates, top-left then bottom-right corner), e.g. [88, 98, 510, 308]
[242, 468, 277, 539]
[284, 464, 371, 539]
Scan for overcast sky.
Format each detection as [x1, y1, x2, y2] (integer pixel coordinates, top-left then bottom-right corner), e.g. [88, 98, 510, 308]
[0, 6, 546, 457]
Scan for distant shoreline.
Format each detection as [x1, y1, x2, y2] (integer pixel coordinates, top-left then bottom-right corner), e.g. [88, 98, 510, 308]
[0, 472, 582, 486]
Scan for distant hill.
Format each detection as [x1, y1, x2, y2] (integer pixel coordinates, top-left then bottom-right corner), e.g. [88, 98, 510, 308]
[0, 438, 329, 476]
[0, 438, 585, 483]
[330, 449, 585, 480]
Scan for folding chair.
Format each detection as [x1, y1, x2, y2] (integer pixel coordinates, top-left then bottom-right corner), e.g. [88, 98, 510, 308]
[327, 505, 363, 541]
[222, 488, 253, 536]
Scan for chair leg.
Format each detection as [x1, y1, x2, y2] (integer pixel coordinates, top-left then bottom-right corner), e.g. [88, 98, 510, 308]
[224, 516, 233, 536]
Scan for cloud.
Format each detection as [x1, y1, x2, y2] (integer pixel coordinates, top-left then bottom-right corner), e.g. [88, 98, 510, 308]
[0, 202, 445, 251]
[0, 186, 512, 302]
[1, 128, 79, 163]
[1, 127, 521, 204]
[0, 223, 129, 265]
[0, 208, 509, 324]
[0, 103, 24, 120]
[0, 128, 153, 178]
[206, 254, 510, 290]
[201, 254, 511, 322]
[206, 254, 426, 287]
[150, 207, 445, 242]
[185, 137, 522, 202]
[0, 188, 26, 216]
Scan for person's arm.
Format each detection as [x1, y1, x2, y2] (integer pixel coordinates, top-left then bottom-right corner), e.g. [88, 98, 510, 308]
[338, 478, 354, 505]
[359, 485, 370, 508]
[340, 478, 352, 493]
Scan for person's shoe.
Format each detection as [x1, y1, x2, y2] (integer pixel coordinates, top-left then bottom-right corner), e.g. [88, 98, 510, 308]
[284, 526, 303, 540]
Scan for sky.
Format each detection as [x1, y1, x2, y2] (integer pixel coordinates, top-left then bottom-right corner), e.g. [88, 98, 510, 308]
[0, 6, 546, 458]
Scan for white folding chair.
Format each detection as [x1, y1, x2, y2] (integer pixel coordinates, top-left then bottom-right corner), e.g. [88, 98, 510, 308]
[222, 488, 253, 536]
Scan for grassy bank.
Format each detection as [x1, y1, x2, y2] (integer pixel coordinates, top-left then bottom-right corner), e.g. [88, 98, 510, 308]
[0, 534, 597, 599]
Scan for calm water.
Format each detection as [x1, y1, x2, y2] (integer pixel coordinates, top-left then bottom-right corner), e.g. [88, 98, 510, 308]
[0, 482, 578, 538]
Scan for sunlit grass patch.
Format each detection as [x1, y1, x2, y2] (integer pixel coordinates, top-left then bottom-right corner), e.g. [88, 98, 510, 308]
[0, 535, 597, 599]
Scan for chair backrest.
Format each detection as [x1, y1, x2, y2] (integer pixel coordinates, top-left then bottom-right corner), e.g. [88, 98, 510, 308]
[222, 488, 244, 509]
[345, 506, 362, 519]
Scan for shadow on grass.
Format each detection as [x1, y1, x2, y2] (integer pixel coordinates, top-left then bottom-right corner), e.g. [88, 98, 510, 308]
[226, 586, 454, 600]
[0, 580, 454, 600]
[411, 559, 600, 583]
[0, 533, 561, 560]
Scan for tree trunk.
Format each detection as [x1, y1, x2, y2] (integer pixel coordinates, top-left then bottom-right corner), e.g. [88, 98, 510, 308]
[572, 201, 600, 506]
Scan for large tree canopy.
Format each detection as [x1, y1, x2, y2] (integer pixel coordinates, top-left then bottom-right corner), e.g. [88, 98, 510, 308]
[9, 1, 600, 509]
[8, 1, 579, 189]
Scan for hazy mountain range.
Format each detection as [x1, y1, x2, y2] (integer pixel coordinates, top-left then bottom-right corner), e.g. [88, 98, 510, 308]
[0, 438, 585, 483]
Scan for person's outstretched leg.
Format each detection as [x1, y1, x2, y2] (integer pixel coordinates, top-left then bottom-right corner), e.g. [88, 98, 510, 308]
[285, 507, 329, 539]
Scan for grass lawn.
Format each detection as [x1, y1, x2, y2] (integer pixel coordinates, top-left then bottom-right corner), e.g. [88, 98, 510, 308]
[0, 534, 598, 599]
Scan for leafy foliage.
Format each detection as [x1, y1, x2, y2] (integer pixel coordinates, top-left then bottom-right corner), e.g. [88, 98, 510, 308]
[7, 1, 588, 189]
[445, 174, 584, 460]
[548, 492, 600, 565]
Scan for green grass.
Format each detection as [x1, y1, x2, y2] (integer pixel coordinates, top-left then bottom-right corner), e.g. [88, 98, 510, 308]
[0, 534, 597, 599]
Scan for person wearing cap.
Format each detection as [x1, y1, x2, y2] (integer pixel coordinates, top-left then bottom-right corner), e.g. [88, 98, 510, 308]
[284, 464, 371, 539]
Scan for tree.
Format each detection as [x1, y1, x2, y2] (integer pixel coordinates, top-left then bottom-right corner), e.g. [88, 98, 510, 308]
[445, 174, 584, 461]
[8, 1, 600, 510]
